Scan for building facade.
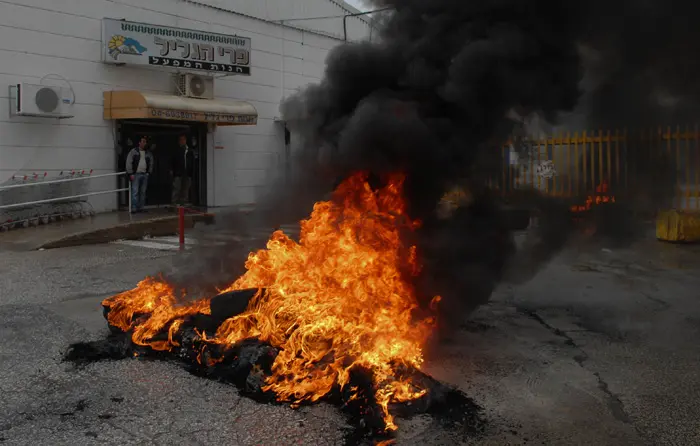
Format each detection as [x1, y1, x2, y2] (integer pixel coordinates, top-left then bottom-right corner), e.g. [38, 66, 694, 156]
[0, 0, 373, 210]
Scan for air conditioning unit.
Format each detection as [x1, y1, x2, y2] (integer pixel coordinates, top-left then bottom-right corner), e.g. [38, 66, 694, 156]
[11, 83, 74, 118]
[176, 74, 214, 99]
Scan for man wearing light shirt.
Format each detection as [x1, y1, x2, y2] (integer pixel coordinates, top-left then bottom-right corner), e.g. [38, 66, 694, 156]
[125, 136, 153, 213]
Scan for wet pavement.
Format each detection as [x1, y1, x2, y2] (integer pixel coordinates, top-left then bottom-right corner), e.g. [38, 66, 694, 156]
[1, 233, 699, 445]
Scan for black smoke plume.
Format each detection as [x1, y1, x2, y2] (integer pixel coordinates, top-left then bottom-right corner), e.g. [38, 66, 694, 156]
[575, 0, 700, 128]
[170, 0, 692, 328]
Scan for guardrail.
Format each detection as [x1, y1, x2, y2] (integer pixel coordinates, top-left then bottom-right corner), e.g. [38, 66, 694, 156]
[0, 171, 130, 231]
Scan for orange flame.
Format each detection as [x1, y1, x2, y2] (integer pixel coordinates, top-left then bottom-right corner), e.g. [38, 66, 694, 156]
[571, 180, 616, 212]
[103, 172, 437, 431]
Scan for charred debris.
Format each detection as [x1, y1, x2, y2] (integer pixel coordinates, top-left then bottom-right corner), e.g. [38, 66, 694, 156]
[64, 289, 486, 444]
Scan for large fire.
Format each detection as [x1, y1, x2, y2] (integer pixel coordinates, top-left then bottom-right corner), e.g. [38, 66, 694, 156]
[102, 172, 438, 431]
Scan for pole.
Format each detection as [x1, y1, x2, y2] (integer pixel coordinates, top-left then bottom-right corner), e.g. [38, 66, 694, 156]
[178, 205, 185, 250]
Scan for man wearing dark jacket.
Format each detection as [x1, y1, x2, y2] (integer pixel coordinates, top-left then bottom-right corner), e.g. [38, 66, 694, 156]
[171, 134, 197, 206]
[125, 136, 153, 213]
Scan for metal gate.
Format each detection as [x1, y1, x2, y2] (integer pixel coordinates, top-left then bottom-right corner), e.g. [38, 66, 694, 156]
[495, 126, 700, 212]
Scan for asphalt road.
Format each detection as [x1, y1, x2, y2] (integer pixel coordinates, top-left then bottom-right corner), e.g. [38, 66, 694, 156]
[1, 235, 699, 445]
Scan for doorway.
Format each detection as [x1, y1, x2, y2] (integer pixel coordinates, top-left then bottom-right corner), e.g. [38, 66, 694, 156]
[116, 120, 208, 209]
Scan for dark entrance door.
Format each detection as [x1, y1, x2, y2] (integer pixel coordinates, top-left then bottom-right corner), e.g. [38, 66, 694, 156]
[116, 120, 207, 209]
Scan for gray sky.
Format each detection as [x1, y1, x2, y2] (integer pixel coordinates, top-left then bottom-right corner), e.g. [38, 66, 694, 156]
[345, 0, 368, 11]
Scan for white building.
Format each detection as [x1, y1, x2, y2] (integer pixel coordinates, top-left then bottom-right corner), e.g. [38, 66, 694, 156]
[0, 0, 374, 210]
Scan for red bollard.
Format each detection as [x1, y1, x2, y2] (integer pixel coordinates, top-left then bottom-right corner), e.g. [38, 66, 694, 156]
[178, 206, 185, 250]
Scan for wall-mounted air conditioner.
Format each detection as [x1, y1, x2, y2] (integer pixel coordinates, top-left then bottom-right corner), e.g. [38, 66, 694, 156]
[10, 83, 74, 118]
[176, 74, 214, 99]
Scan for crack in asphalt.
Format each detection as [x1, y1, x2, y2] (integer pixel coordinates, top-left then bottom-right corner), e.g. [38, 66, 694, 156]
[518, 308, 633, 426]
[593, 372, 631, 424]
[638, 291, 671, 311]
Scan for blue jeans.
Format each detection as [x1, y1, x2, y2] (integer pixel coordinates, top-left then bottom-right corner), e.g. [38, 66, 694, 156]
[131, 173, 149, 211]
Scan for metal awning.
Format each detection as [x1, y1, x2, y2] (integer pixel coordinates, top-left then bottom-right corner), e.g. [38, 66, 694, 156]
[103, 90, 257, 126]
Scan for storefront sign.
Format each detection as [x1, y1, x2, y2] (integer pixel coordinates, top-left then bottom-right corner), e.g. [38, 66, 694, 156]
[148, 108, 257, 124]
[102, 18, 251, 75]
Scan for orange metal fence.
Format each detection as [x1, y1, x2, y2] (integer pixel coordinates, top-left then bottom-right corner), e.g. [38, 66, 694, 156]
[494, 127, 700, 212]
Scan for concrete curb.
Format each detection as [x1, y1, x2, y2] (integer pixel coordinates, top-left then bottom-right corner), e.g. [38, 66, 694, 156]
[38, 213, 215, 250]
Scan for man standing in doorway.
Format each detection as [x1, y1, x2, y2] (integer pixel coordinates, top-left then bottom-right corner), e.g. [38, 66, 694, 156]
[171, 134, 197, 207]
[125, 136, 153, 213]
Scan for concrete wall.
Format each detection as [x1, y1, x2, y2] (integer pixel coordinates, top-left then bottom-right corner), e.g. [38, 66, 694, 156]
[0, 0, 372, 209]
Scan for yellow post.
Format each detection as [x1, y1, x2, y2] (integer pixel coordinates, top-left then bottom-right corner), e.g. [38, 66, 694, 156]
[550, 134, 556, 196]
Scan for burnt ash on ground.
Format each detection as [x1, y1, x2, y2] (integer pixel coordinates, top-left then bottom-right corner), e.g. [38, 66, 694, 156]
[63, 289, 486, 445]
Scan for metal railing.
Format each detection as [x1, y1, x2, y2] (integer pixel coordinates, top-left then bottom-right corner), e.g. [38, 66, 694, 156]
[0, 171, 130, 231]
[493, 126, 700, 212]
